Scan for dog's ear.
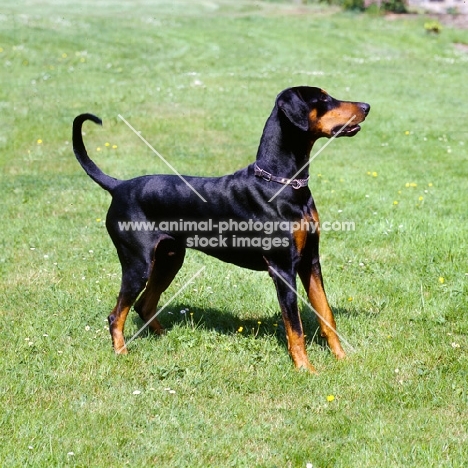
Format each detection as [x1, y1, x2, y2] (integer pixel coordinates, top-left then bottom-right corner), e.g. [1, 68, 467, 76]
[276, 88, 310, 132]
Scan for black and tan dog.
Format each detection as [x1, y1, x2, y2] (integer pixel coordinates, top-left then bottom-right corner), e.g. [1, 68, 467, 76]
[73, 86, 369, 372]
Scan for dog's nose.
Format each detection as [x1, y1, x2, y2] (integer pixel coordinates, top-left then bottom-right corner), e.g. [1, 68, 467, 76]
[360, 103, 370, 116]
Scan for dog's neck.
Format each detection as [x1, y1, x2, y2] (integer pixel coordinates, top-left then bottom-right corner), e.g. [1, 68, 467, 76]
[255, 109, 316, 180]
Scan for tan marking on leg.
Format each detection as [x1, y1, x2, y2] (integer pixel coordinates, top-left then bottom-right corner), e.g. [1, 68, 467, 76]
[109, 298, 132, 354]
[283, 316, 317, 373]
[134, 286, 165, 335]
[134, 238, 185, 335]
[302, 271, 345, 359]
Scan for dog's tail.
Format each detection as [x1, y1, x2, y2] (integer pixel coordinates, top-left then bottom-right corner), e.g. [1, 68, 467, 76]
[73, 113, 120, 193]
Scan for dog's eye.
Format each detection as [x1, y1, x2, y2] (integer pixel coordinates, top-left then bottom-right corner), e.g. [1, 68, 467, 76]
[319, 94, 330, 103]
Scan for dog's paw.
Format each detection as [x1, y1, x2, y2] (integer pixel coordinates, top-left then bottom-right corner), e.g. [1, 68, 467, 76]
[114, 342, 128, 355]
[296, 361, 318, 374]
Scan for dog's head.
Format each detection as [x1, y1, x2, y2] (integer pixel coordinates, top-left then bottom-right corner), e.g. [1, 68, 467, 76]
[276, 86, 370, 138]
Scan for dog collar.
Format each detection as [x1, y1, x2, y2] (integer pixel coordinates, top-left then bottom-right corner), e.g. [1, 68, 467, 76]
[254, 164, 309, 190]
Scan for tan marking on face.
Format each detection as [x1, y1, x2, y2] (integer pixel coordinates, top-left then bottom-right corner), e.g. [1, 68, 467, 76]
[309, 102, 367, 136]
[309, 108, 317, 123]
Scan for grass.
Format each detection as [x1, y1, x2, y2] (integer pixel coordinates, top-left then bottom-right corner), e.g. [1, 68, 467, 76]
[1, 0, 468, 466]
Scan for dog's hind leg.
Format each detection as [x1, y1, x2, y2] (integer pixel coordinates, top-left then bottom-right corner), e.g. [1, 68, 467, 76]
[134, 235, 186, 335]
[108, 255, 149, 354]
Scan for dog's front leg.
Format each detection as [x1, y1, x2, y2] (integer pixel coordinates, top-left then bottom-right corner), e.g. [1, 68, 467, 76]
[268, 264, 317, 373]
[298, 257, 346, 360]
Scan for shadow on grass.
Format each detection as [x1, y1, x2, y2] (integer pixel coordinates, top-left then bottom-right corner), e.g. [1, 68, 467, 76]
[129, 302, 354, 353]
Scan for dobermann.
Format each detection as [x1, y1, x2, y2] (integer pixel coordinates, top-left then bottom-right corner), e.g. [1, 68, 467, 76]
[73, 86, 370, 372]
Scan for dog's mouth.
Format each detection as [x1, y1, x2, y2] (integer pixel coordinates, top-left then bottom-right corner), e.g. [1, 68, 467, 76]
[332, 124, 361, 137]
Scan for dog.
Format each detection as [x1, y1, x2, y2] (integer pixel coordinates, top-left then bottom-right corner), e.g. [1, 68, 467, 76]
[73, 86, 369, 372]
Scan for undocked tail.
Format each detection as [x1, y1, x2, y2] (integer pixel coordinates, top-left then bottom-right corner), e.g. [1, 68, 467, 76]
[72, 114, 120, 192]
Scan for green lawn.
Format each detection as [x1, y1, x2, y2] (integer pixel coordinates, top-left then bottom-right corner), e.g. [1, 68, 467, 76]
[1, 1, 467, 466]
